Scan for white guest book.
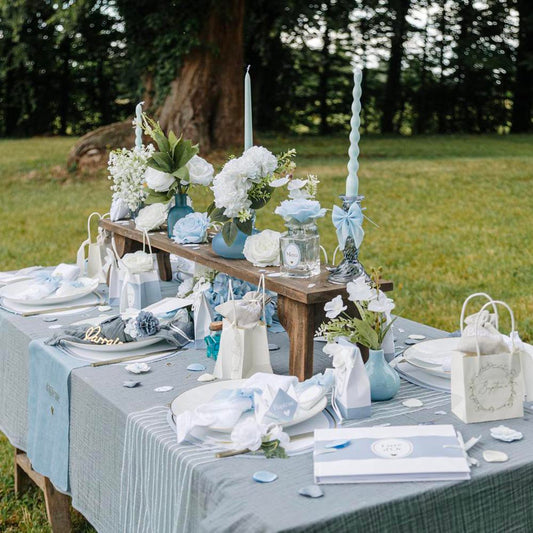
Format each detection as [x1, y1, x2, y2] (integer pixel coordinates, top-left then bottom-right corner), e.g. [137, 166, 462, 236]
[314, 425, 470, 484]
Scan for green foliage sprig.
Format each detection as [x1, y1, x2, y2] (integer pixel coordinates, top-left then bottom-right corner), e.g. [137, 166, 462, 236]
[142, 114, 198, 203]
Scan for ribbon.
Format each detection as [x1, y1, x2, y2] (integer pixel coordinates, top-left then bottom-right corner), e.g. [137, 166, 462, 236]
[332, 202, 364, 250]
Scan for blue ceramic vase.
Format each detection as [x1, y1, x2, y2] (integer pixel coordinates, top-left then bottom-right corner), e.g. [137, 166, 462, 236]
[212, 216, 257, 260]
[365, 348, 400, 401]
[167, 193, 194, 239]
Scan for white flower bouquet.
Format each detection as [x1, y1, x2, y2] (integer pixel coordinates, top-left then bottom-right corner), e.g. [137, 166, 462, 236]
[209, 147, 295, 245]
[108, 144, 155, 211]
[317, 268, 395, 350]
[142, 115, 214, 204]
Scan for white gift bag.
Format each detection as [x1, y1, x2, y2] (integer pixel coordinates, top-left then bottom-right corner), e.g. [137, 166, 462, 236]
[76, 212, 110, 283]
[193, 291, 214, 349]
[451, 300, 524, 424]
[325, 339, 371, 421]
[119, 231, 161, 313]
[214, 276, 272, 380]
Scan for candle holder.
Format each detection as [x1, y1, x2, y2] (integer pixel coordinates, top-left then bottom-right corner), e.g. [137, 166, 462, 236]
[328, 195, 368, 285]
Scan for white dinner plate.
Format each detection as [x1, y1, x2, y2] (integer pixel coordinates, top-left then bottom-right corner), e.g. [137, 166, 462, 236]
[404, 337, 461, 366]
[62, 340, 177, 362]
[0, 278, 99, 305]
[170, 379, 328, 433]
[404, 356, 451, 379]
[63, 335, 161, 353]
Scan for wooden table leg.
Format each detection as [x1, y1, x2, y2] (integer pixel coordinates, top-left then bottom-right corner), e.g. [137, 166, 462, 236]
[277, 295, 316, 381]
[13, 448, 72, 533]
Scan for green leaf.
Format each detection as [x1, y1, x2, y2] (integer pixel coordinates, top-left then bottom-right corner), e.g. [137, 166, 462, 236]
[172, 166, 189, 182]
[153, 130, 170, 154]
[148, 152, 174, 173]
[168, 130, 179, 152]
[210, 207, 229, 223]
[144, 189, 171, 205]
[222, 220, 238, 246]
[261, 440, 287, 459]
[207, 202, 216, 216]
[174, 138, 199, 168]
[236, 217, 253, 235]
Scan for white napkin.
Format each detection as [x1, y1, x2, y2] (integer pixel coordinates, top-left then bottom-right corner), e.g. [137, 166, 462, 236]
[52, 263, 80, 281]
[215, 290, 265, 327]
[121, 251, 154, 274]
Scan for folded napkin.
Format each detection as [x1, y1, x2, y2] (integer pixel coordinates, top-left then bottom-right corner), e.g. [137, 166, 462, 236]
[176, 371, 333, 445]
[52, 263, 80, 281]
[0, 265, 44, 285]
[27, 340, 90, 492]
[15, 263, 82, 301]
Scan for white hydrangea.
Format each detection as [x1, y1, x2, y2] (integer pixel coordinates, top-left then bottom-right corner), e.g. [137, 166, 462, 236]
[212, 169, 252, 219]
[108, 144, 155, 211]
[242, 146, 278, 183]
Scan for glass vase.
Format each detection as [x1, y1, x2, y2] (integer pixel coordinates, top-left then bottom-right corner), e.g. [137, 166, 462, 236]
[279, 221, 320, 278]
[365, 348, 400, 401]
[167, 193, 193, 239]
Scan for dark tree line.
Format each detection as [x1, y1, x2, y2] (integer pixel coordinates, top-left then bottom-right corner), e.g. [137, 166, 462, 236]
[0, 0, 531, 142]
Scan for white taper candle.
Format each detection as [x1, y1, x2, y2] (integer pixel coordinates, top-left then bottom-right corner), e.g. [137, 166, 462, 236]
[244, 66, 253, 151]
[346, 68, 362, 197]
[135, 101, 144, 151]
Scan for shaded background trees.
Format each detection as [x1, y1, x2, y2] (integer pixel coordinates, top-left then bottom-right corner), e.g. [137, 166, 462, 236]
[0, 0, 531, 144]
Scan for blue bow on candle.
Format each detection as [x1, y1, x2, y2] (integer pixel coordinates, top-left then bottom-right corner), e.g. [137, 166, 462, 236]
[332, 202, 364, 250]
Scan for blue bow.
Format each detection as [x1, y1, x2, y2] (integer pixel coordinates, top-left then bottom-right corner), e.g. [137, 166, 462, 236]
[332, 202, 364, 250]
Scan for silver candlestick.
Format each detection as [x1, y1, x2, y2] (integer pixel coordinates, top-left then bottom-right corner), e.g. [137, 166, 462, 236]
[328, 195, 368, 284]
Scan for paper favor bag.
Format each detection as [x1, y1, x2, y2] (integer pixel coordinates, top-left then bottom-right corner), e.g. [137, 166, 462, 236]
[325, 339, 371, 421]
[76, 212, 110, 283]
[193, 291, 214, 349]
[451, 300, 524, 424]
[213, 275, 272, 380]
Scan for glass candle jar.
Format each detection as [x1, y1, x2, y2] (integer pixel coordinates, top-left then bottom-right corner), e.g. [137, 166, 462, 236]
[279, 221, 320, 278]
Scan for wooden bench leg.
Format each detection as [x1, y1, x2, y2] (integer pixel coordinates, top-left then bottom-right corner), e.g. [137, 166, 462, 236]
[277, 295, 315, 381]
[14, 448, 72, 533]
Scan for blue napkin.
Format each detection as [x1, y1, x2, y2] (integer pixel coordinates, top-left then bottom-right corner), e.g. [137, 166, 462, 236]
[27, 340, 89, 492]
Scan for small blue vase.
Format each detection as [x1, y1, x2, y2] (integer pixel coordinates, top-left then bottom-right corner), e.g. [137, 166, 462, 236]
[167, 193, 193, 239]
[365, 348, 400, 401]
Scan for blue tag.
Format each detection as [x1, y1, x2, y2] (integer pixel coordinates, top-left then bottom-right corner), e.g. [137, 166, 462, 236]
[264, 388, 298, 423]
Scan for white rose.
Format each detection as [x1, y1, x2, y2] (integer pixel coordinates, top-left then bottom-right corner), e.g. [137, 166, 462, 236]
[230, 418, 265, 451]
[145, 166, 175, 192]
[243, 230, 281, 267]
[134, 203, 168, 231]
[185, 155, 214, 186]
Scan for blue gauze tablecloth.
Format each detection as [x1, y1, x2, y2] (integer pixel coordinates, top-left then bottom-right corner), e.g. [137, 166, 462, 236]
[27, 339, 89, 492]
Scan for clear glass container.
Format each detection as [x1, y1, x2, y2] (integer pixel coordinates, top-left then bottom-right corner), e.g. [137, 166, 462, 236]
[280, 221, 320, 278]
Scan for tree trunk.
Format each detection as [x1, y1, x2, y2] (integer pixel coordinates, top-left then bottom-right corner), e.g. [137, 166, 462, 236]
[511, 0, 533, 133]
[381, 0, 411, 133]
[157, 0, 244, 152]
[68, 0, 244, 170]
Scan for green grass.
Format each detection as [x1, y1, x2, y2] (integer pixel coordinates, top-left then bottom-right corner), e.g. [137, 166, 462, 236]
[0, 133, 532, 530]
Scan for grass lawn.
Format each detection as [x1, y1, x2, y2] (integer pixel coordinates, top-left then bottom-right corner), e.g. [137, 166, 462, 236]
[0, 133, 532, 530]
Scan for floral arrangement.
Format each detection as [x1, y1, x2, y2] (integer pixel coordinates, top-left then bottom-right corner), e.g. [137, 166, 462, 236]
[142, 115, 214, 204]
[173, 212, 210, 244]
[317, 268, 395, 350]
[124, 311, 161, 339]
[275, 173, 327, 224]
[209, 147, 295, 245]
[243, 229, 281, 267]
[108, 144, 155, 211]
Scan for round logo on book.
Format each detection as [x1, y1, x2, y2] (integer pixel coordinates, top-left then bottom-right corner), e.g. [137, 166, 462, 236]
[371, 438, 413, 459]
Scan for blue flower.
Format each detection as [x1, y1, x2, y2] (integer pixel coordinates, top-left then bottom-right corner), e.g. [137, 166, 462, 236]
[135, 311, 160, 337]
[173, 212, 210, 244]
[275, 199, 327, 224]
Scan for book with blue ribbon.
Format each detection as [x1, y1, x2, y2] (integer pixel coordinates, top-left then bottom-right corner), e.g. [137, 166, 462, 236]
[314, 425, 470, 484]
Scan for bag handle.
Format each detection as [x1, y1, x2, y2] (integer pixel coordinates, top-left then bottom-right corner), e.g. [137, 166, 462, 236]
[460, 292, 499, 332]
[332, 245, 340, 266]
[474, 300, 516, 374]
[257, 273, 267, 323]
[141, 229, 154, 256]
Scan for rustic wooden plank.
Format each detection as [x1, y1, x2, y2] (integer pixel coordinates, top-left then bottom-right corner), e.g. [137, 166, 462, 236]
[101, 220, 392, 304]
[14, 448, 32, 494]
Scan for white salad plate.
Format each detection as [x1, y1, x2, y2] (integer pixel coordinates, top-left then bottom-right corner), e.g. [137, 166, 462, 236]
[0, 278, 99, 305]
[170, 379, 328, 433]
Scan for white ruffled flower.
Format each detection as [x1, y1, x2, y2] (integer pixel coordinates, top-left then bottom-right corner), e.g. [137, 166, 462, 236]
[230, 418, 265, 451]
[176, 277, 194, 297]
[265, 424, 290, 448]
[134, 203, 168, 231]
[324, 295, 347, 319]
[212, 170, 252, 219]
[242, 146, 278, 182]
[124, 319, 140, 339]
[346, 277, 375, 302]
[145, 166, 175, 192]
[243, 230, 281, 267]
[185, 155, 214, 186]
[367, 292, 395, 313]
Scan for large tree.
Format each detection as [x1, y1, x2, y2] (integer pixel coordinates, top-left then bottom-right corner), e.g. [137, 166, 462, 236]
[68, 0, 245, 169]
